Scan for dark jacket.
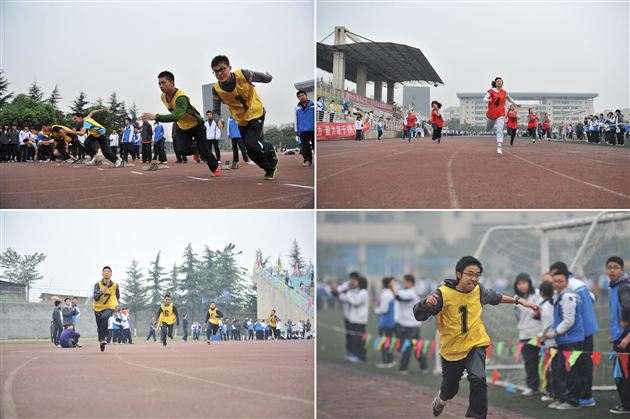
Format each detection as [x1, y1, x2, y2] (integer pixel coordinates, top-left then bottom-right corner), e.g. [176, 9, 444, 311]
[52, 307, 63, 328]
[61, 306, 77, 326]
[413, 278, 503, 321]
[141, 122, 153, 143]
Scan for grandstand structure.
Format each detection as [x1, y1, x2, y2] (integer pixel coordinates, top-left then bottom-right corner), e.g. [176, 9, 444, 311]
[255, 270, 314, 323]
[457, 92, 598, 126]
[317, 26, 443, 139]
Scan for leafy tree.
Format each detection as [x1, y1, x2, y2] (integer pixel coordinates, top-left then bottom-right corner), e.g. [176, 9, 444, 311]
[70, 91, 89, 116]
[128, 102, 139, 126]
[0, 248, 46, 301]
[178, 243, 202, 319]
[27, 81, 44, 102]
[122, 259, 147, 313]
[48, 84, 61, 108]
[0, 94, 57, 127]
[215, 243, 254, 313]
[164, 262, 179, 300]
[0, 70, 15, 109]
[288, 239, 305, 275]
[146, 251, 166, 306]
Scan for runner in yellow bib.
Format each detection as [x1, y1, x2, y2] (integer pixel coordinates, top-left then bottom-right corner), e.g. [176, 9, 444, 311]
[92, 266, 120, 352]
[268, 309, 281, 340]
[210, 55, 278, 180]
[156, 293, 179, 347]
[67, 108, 123, 167]
[141, 71, 221, 176]
[204, 302, 224, 345]
[414, 256, 540, 418]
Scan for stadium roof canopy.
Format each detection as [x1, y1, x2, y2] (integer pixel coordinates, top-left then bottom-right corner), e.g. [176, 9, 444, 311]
[317, 42, 444, 86]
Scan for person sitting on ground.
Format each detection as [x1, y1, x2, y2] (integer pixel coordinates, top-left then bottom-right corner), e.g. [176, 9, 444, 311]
[59, 324, 81, 348]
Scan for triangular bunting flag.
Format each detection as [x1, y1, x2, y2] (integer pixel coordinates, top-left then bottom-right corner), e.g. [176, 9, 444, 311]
[416, 340, 424, 359]
[514, 342, 525, 362]
[422, 339, 430, 355]
[401, 339, 410, 353]
[486, 341, 493, 359]
[428, 340, 437, 359]
[384, 337, 391, 350]
[491, 369, 501, 385]
[364, 335, 373, 348]
[619, 354, 629, 379]
[591, 352, 601, 371]
[568, 351, 581, 368]
[362, 333, 368, 342]
[394, 338, 402, 352]
[563, 350, 573, 371]
[389, 337, 397, 353]
[496, 341, 504, 357]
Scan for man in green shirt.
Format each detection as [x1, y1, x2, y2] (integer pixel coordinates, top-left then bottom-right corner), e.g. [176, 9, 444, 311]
[141, 71, 220, 176]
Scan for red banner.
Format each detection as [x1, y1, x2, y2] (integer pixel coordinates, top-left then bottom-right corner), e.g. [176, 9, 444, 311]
[317, 121, 371, 141]
[343, 90, 394, 112]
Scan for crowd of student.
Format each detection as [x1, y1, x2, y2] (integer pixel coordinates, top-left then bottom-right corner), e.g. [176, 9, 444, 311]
[50, 297, 82, 348]
[326, 256, 630, 414]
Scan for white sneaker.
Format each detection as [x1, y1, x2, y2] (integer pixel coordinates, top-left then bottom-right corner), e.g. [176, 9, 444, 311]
[541, 395, 555, 402]
[497, 146, 503, 155]
[375, 362, 390, 368]
[86, 157, 98, 166]
[247, 160, 255, 165]
[556, 402, 580, 410]
[548, 401, 561, 409]
[114, 157, 123, 168]
[522, 388, 534, 396]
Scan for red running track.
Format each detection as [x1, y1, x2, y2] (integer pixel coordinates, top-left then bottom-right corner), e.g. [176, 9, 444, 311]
[0, 154, 314, 209]
[0, 340, 314, 418]
[317, 137, 630, 209]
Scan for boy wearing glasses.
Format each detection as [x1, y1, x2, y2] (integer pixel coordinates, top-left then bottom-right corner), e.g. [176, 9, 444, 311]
[209, 55, 278, 180]
[141, 71, 221, 176]
[414, 256, 540, 418]
[92, 266, 120, 352]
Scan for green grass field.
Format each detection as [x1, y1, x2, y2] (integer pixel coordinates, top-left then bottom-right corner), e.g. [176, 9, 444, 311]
[317, 307, 622, 418]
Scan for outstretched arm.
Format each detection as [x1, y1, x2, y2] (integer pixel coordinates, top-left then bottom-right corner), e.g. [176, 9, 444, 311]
[144, 97, 189, 122]
[242, 69, 272, 84]
[413, 289, 444, 321]
[501, 294, 541, 315]
[87, 108, 107, 118]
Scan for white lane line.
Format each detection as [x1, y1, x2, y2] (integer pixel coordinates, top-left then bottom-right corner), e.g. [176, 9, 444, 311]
[2, 356, 39, 419]
[75, 193, 124, 203]
[508, 152, 630, 201]
[115, 353, 313, 405]
[446, 144, 466, 209]
[283, 184, 315, 190]
[130, 171, 144, 175]
[187, 176, 209, 181]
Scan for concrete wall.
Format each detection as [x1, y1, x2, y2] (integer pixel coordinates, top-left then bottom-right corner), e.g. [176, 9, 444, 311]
[255, 276, 312, 323]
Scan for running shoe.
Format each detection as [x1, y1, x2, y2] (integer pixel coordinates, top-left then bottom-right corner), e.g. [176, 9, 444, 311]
[548, 401, 561, 409]
[432, 396, 445, 417]
[86, 157, 98, 166]
[540, 394, 555, 402]
[114, 157, 124, 168]
[521, 388, 534, 396]
[610, 405, 630, 415]
[147, 163, 159, 171]
[556, 402, 580, 410]
[100, 341, 106, 352]
[579, 398, 596, 407]
[497, 146, 503, 155]
[303, 161, 312, 167]
[211, 166, 221, 177]
[231, 162, 239, 169]
[398, 370, 409, 375]
[247, 160, 255, 165]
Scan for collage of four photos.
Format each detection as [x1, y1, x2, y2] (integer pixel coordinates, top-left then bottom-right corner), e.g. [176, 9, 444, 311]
[0, 0, 629, 418]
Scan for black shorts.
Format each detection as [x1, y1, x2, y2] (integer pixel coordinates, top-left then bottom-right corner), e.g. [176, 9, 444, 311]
[527, 127, 537, 138]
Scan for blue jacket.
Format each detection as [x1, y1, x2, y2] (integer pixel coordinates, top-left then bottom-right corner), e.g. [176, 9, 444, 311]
[610, 274, 630, 342]
[378, 299, 396, 329]
[154, 123, 164, 143]
[122, 125, 134, 144]
[568, 277, 599, 337]
[295, 100, 315, 133]
[553, 290, 584, 345]
[227, 117, 241, 139]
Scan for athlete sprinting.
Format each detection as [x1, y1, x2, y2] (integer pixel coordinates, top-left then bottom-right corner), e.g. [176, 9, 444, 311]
[483, 77, 520, 155]
[205, 302, 224, 345]
[92, 266, 120, 352]
[67, 109, 123, 167]
[156, 294, 179, 347]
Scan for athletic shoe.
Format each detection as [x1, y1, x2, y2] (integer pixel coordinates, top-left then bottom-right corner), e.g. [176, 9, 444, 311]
[95, 160, 103, 166]
[247, 160, 255, 165]
[147, 163, 159, 171]
[521, 388, 534, 396]
[432, 396, 445, 417]
[56, 344, 61, 348]
[532, 139, 536, 143]
[398, 370, 409, 375]
[556, 402, 580, 410]
[347, 355, 360, 363]
[609, 405, 630, 415]
[540, 395, 555, 402]
[497, 146, 503, 155]
[548, 401, 561, 409]
[86, 156, 98, 166]
[231, 162, 239, 169]
[211, 166, 221, 177]
[114, 157, 123, 168]
[75, 344, 82, 348]
[100, 341, 106, 352]
[303, 161, 312, 167]
[376, 362, 392, 368]
[217, 160, 221, 164]
[579, 398, 596, 407]
[207, 341, 211, 346]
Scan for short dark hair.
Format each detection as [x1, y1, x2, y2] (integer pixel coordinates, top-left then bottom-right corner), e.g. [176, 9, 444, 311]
[158, 71, 175, 82]
[54, 300, 61, 307]
[102, 266, 112, 272]
[296, 90, 307, 97]
[164, 293, 171, 298]
[549, 261, 569, 275]
[552, 269, 569, 280]
[211, 55, 230, 68]
[72, 112, 83, 118]
[607, 256, 624, 268]
[539, 281, 554, 299]
[382, 276, 394, 288]
[348, 271, 361, 280]
[403, 274, 415, 285]
[64, 297, 71, 302]
[513, 272, 534, 297]
[124, 117, 131, 122]
[206, 110, 212, 114]
[455, 256, 483, 274]
[358, 276, 368, 290]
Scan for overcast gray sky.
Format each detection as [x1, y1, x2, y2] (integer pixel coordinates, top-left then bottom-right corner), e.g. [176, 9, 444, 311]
[1, 211, 314, 299]
[317, 1, 629, 111]
[1, 1, 314, 125]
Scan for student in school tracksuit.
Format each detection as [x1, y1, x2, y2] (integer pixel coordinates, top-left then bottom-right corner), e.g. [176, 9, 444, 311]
[392, 274, 427, 373]
[539, 281, 559, 402]
[606, 256, 630, 415]
[295, 90, 314, 166]
[550, 261, 599, 407]
[513, 273, 542, 396]
[153, 121, 167, 163]
[121, 119, 135, 163]
[227, 115, 250, 167]
[354, 116, 364, 142]
[545, 269, 584, 410]
[374, 277, 396, 367]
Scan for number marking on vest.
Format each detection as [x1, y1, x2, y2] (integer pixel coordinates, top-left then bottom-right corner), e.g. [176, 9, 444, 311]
[458, 305, 468, 334]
